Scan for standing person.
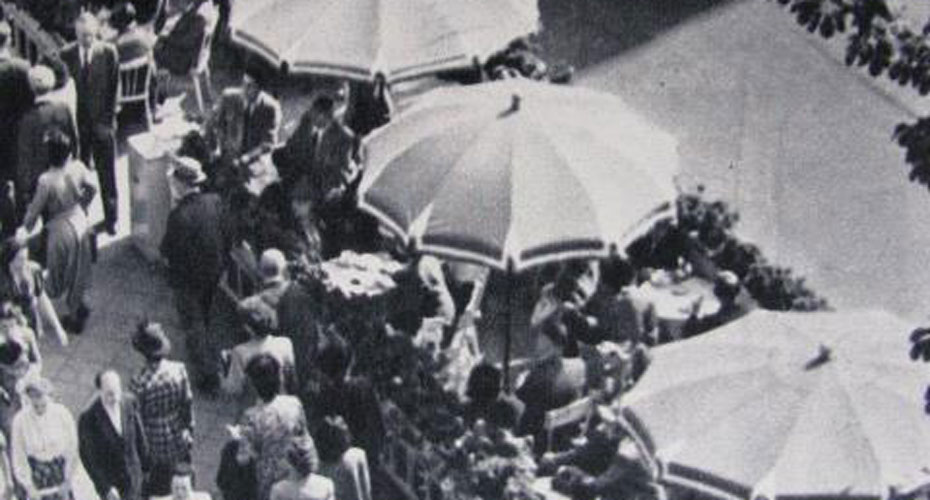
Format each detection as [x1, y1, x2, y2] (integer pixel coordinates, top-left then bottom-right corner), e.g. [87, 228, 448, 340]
[220, 296, 295, 405]
[18, 129, 97, 335]
[206, 73, 281, 192]
[59, 13, 120, 235]
[215, 431, 257, 500]
[78, 370, 149, 500]
[0, 236, 69, 345]
[268, 437, 333, 500]
[314, 418, 371, 500]
[273, 97, 355, 194]
[10, 375, 83, 500]
[129, 321, 194, 498]
[0, 21, 34, 204]
[0, 318, 41, 437]
[304, 335, 384, 466]
[16, 66, 78, 226]
[240, 354, 308, 500]
[160, 157, 229, 393]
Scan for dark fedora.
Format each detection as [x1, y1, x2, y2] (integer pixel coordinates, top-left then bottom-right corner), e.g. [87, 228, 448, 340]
[132, 321, 172, 357]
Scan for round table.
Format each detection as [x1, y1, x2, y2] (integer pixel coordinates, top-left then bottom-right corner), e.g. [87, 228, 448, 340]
[636, 275, 720, 342]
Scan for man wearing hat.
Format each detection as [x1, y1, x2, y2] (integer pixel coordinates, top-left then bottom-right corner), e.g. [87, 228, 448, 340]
[161, 156, 230, 393]
[16, 65, 78, 222]
[129, 321, 194, 497]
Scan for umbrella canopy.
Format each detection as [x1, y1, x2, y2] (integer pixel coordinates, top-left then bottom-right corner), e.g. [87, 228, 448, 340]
[229, 0, 538, 83]
[359, 79, 679, 271]
[621, 310, 930, 500]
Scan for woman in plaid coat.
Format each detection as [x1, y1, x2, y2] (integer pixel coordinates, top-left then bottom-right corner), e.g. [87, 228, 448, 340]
[129, 321, 194, 498]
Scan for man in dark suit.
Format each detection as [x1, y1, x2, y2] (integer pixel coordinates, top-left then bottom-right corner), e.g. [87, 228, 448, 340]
[153, 0, 215, 75]
[79, 370, 149, 500]
[60, 13, 120, 234]
[16, 65, 79, 222]
[208, 73, 281, 161]
[0, 22, 34, 190]
[275, 95, 357, 200]
[206, 72, 280, 192]
[161, 156, 231, 393]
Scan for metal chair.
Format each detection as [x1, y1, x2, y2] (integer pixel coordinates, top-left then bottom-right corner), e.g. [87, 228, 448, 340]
[543, 396, 595, 452]
[118, 55, 156, 129]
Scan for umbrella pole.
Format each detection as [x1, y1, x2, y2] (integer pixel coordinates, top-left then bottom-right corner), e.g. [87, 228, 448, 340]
[503, 264, 513, 393]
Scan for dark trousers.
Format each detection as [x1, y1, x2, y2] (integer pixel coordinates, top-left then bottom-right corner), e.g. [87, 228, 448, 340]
[78, 120, 118, 227]
[173, 284, 220, 387]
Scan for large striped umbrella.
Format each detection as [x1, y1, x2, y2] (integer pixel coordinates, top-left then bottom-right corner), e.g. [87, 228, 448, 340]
[622, 310, 930, 500]
[228, 0, 538, 83]
[358, 79, 680, 271]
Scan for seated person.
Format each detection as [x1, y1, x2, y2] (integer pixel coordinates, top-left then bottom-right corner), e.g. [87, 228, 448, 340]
[683, 270, 756, 338]
[110, 3, 155, 63]
[538, 404, 626, 478]
[585, 257, 658, 346]
[153, 0, 216, 76]
[273, 96, 357, 203]
[344, 76, 391, 138]
[462, 363, 523, 432]
[530, 260, 602, 359]
[552, 435, 665, 500]
[205, 72, 281, 174]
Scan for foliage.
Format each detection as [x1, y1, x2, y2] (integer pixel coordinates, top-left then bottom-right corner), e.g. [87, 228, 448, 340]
[628, 188, 829, 311]
[768, 0, 930, 188]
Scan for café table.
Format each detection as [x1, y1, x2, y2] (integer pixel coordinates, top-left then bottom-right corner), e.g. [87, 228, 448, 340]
[636, 273, 720, 342]
[532, 477, 572, 500]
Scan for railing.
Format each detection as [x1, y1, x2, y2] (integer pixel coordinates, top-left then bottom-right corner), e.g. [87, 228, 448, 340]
[381, 401, 447, 500]
[2, 2, 64, 63]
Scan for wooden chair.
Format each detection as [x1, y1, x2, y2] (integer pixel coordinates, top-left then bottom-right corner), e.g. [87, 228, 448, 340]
[118, 55, 156, 129]
[543, 396, 595, 453]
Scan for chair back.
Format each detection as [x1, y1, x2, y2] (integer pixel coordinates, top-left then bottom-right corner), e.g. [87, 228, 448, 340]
[543, 396, 595, 452]
[192, 23, 214, 75]
[118, 55, 153, 106]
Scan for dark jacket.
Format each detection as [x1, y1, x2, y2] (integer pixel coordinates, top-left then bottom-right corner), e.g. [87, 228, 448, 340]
[78, 398, 149, 500]
[116, 27, 155, 64]
[153, 1, 213, 75]
[0, 54, 34, 182]
[274, 116, 357, 197]
[208, 89, 281, 159]
[16, 98, 79, 199]
[59, 41, 120, 128]
[161, 191, 230, 291]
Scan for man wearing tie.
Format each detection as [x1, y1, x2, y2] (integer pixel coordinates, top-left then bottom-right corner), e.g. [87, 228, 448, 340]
[78, 370, 149, 500]
[59, 13, 120, 235]
[206, 72, 281, 192]
[273, 95, 357, 199]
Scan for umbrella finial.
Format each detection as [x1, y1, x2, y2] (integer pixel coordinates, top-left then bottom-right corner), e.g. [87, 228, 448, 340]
[499, 94, 522, 119]
[804, 344, 833, 371]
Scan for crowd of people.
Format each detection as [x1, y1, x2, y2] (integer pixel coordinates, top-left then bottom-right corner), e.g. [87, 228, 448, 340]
[0, 0, 769, 499]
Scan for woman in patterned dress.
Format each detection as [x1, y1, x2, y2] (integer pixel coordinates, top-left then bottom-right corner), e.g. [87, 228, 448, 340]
[129, 321, 194, 498]
[240, 354, 308, 500]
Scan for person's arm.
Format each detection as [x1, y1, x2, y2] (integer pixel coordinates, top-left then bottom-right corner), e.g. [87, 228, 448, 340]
[10, 415, 36, 498]
[78, 414, 112, 498]
[131, 401, 150, 473]
[100, 45, 120, 129]
[62, 408, 80, 485]
[220, 349, 246, 395]
[180, 366, 195, 433]
[354, 449, 372, 500]
[21, 177, 50, 232]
